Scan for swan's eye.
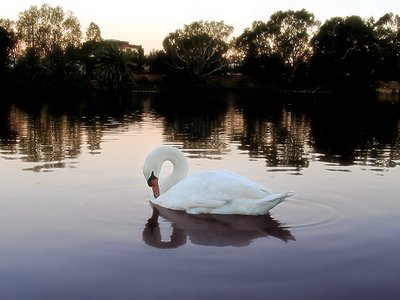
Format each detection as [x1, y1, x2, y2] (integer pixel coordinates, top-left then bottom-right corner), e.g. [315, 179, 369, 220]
[147, 171, 158, 187]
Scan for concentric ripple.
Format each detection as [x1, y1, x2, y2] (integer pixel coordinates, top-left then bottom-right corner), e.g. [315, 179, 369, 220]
[79, 184, 148, 226]
[274, 195, 340, 231]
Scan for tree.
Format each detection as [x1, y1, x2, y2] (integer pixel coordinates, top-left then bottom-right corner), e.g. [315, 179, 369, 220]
[13, 47, 47, 90]
[163, 21, 233, 81]
[310, 16, 376, 89]
[235, 21, 271, 59]
[1, 19, 20, 61]
[86, 22, 102, 42]
[0, 26, 17, 69]
[235, 21, 285, 80]
[0, 25, 17, 91]
[12, 4, 83, 91]
[0, 18, 15, 33]
[267, 10, 319, 73]
[235, 9, 319, 82]
[372, 13, 400, 80]
[146, 50, 170, 74]
[93, 45, 137, 92]
[16, 4, 82, 57]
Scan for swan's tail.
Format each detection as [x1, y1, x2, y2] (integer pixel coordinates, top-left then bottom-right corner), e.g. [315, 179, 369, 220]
[257, 191, 296, 213]
[263, 191, 295, 201]
[282, 191, 296, 198]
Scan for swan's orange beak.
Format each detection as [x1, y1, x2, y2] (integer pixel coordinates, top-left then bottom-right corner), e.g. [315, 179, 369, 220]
[150, 178, 160, 198]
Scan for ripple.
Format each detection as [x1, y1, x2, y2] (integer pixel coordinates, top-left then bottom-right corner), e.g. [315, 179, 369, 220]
[79, 185, 145, 226]
[276, 195, 340, 230]
[81, 187, 340, 233]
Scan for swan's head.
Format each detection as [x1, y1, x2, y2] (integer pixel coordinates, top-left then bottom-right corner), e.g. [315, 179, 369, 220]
[143, 146, 189, 199]
[143, 151, 162, 198]
[145, 171, 160, 198]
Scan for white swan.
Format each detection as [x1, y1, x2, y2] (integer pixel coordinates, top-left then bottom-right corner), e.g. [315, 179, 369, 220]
[143, 146, 295, 215]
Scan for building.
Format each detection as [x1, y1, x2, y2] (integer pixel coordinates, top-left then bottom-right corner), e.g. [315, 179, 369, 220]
[105, 39, 144, 56]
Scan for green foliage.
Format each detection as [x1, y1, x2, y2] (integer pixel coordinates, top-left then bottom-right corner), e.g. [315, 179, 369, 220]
[0, 19, 16, 33]
[235, 9, 318, 82]
[235, 21, 270, 58]
[267, 9, 319, 68]
[0, 26, 17, 69]
[372, 13, 400, 80]
[16, 4, 82, 57]
[0, 25, 17, 92]
[146, 50, 170, 74]
[93, 45, 137, 92]
[13, 48, 46, 90]
[79, 40, 106, 79]
[12, 45, 84, 92]
[310, 16, 377, 89]
[86, 22, 102, 42]
[163, 20, 233, 80]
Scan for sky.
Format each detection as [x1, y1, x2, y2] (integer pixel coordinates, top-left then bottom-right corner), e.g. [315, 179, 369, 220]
[1, 0, 399, 53]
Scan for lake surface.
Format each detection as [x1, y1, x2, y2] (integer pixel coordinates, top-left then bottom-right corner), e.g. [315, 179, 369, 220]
[0, 92, 399, 300]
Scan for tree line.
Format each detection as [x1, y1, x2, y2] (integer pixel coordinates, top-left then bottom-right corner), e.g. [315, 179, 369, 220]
[0, 4, 399, 95]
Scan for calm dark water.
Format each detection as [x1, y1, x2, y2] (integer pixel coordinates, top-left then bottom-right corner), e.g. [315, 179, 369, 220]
[0, 92, 399, 300]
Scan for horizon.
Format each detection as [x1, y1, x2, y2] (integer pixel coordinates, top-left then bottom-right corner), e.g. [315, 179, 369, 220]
[2, 0, 399, 53]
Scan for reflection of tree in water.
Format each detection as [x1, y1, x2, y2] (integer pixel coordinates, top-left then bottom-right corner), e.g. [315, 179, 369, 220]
[15, 107, 83, 163]
[0, 97, 143, 171]
[309, 98, 400, 169]
[0, 104, 19, 155]
[352, 120, 400, 169]
[156, 94, 313, 168]
[2, 106, 78, 171]
[158, 92, 400, 172]
[151, 93, 231, 158]
[2, 93, 399, 172]
[233, 107, 312, 170]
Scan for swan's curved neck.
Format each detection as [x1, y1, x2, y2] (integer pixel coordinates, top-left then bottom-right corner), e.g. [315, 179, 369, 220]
[156, 147, 188, 194]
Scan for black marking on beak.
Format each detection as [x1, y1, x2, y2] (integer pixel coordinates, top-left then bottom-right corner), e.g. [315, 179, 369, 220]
[147, 171, 157, 187]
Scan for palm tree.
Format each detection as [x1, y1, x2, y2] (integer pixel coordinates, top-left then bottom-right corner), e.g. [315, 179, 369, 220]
[93, 44, 136, 92]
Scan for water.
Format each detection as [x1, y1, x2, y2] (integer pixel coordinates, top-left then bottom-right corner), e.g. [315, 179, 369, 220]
[0, 92, 399, 299]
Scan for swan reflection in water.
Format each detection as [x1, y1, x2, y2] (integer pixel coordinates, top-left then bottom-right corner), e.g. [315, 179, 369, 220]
[142, 206, 295, 249]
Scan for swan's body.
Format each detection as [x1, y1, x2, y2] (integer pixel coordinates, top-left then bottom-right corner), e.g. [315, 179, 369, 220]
[143, 146, 295, 215]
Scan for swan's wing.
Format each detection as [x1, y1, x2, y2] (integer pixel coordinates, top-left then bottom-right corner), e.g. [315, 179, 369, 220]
[181, 171, 271, 203]
[203, 171, 272, 200]
[152, 174, 226, 211]
[152, 170, 276, 213]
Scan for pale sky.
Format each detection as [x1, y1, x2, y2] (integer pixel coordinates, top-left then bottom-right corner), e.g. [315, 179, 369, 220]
[2, 0, 399, 53]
